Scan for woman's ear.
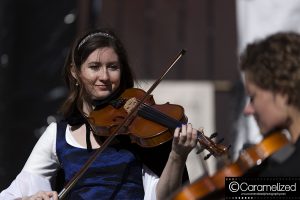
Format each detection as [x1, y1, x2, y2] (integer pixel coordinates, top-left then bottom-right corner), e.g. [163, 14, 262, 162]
[70, 63, 78, 80]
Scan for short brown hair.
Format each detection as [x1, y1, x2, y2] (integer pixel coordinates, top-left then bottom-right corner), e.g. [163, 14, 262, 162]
[240, 32, 300, 109]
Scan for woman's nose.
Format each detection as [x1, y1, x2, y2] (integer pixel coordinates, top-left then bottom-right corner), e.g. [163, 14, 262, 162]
[99, 67, 109, 80]
[243, 102, 254, 116]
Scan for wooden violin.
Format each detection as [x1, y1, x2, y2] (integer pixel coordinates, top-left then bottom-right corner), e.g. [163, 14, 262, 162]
[89, 87, 228, 157]
[171, 130, 291, 200]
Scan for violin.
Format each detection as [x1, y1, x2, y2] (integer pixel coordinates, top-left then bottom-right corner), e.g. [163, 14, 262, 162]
[171, 130, 291, 200]
[89, 87, 228, 156]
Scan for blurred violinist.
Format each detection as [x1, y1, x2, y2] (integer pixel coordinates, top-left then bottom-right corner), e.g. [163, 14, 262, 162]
[0, 28, 198, 200]
[240, 31, 300, 176]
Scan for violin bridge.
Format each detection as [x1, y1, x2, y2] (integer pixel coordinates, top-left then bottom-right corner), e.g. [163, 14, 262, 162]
[124, 97, 138, 113]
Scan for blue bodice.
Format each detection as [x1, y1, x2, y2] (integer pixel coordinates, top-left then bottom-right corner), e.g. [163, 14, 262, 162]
[56, 122, 144, 199]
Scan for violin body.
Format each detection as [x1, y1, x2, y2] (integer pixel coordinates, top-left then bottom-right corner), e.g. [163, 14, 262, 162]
[89, 87, 229, 155]
[89, 88, 187, 148]
[172, 131, 291, 200]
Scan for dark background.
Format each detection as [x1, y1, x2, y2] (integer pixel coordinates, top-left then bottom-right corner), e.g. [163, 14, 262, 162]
[0, 0, 240, 189]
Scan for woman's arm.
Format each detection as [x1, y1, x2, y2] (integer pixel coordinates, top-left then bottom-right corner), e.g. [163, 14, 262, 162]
[156, 124, 197, 200]
[23, 123, 60, 181]
[0, 171, 54, 200]
[0, 123, 60, 199]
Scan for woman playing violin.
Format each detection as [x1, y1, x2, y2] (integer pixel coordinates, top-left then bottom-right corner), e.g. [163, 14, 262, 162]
[241, 31, 300, 176]
[0, 28, 198, 200]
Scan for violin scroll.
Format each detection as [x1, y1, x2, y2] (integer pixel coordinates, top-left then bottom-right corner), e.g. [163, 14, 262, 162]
[196, 129, 230, 160]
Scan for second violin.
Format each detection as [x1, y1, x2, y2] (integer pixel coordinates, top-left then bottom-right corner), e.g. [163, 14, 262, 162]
[171, 130, 291, 200]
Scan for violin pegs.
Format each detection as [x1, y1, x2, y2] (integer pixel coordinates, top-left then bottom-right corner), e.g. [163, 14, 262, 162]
[204, 153, 212, 160]
[209, 132, 218, 139]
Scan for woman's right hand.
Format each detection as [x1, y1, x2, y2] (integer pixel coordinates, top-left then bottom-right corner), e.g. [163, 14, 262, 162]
[22, 191, 58, 200]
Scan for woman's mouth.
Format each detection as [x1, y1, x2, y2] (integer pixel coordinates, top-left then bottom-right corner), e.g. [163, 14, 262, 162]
[95, 84, 110, 90]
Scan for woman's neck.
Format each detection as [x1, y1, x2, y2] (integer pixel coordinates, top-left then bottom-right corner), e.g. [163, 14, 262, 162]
[287, 107, 300, 143]
[83, 101, 92, 116]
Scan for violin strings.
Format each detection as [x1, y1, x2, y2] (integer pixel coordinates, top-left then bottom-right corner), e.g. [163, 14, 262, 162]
[138, 103, 182, 129]
[137, 102, 226, 156]
[138, 103, 207, 140]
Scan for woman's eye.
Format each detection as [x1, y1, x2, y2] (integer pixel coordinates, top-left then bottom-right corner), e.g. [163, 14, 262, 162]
[249, 96, 254, 103]
[89, 65, 100, 70]
[108, 64, 120, 71]
[246, 95, 254, 105]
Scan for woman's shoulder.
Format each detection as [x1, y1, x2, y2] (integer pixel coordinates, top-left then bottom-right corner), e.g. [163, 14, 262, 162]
[43, 121, 68, 137]
[38, 122, 58, 141]
[46, 122, 57, 131]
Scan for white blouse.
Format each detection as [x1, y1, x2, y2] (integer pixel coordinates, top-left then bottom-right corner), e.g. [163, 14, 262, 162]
[0, 123, 159, 200]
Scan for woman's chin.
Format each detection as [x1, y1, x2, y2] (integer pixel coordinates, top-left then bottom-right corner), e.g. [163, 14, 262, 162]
[94, 92, 112, 100]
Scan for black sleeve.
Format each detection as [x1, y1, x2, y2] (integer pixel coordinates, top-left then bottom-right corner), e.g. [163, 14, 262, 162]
[134, 140, 189, 183]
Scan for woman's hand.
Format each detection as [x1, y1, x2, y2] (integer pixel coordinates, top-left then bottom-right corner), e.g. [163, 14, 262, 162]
[22, 191, 58, 200]
[155, 123, 198, 200]
[171, 123, 198, 160]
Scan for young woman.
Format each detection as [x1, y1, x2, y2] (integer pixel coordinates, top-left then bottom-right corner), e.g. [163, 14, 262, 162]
[0, 28, 198, 200]
[240, 32, 300, 176]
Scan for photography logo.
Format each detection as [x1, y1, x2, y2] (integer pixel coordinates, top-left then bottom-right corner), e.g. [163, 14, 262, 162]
[225, 177, 300, 199]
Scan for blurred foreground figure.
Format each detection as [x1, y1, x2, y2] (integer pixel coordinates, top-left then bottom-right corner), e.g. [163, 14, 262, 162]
[241, 32, 300, 176]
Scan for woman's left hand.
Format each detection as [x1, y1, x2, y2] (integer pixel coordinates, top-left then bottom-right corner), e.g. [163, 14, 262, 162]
[171, 123, 198, 160]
